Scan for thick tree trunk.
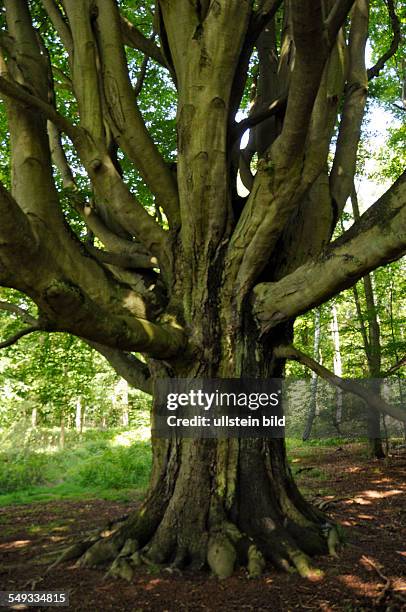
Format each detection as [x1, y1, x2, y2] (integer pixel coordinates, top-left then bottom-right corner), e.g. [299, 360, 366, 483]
[70, 333, 337, 579]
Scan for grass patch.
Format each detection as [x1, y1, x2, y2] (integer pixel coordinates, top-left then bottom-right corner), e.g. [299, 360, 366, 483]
[0, 417, 152, 507]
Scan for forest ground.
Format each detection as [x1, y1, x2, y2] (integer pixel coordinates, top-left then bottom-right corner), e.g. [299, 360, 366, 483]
[0, 443, 405, 611]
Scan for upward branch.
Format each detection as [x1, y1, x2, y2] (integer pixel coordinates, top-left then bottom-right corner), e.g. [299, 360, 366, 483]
[95, 0, 180, 227]
[253, 171, 406, 330]
[120, 15, 167, 68]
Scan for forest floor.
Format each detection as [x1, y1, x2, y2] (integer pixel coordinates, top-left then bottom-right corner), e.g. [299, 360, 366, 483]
[0, 443, 405, 611]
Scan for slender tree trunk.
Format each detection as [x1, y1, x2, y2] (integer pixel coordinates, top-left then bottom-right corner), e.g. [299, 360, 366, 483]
[303, 308, 321, 441]
[351, 188, 385, 459]
[75, 398, 82, 433]
[389, 277, 406, 441]
[330, 304, 343, 434]
[122, 380, 129, 427]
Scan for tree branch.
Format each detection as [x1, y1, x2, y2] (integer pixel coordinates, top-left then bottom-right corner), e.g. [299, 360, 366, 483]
[330, 0, 369, 216]
[325, 0, 357, 44]
[88, 341, 152, 395]
[253, 171, 406, 331]
[232, 96, 287, 144]
[367, 0, 401, 81]
[133, 53, 150, 98]
[0, 75, 79, 141]
[86, 244, 158, 270]
[275, 344, 406, 422]
[78, 202, 152, 261]
[272, 0, 327, 167]
[95, 0, 180, 228]
[384, 355, 405, 377]
[120, 15, 167, 68]
[62, 0, 105, 142]
[0, 301, 38, 326]
[0, 181, 38, 287]
[249, 0, 284, 41]
[40, 0, 73, 55]
[0, 325, 43, 349]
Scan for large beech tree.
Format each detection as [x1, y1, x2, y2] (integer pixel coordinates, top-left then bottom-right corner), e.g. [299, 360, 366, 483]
[0, 0, 405, 579]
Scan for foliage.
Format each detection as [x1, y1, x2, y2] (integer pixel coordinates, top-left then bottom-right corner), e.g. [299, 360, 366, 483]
[0, 419, 151, 505]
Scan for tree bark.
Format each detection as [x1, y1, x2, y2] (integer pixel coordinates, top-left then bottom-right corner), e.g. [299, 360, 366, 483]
[73, 338, 333, 580]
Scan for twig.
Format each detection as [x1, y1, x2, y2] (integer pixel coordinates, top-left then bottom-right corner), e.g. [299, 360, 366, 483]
[361, 555, 391, 605]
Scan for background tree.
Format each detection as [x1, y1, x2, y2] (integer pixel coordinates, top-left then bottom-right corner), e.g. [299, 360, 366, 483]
[0, 0, 405, 579]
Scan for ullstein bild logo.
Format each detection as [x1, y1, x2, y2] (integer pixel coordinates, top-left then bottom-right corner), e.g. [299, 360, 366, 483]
[154, 379, 286, 439]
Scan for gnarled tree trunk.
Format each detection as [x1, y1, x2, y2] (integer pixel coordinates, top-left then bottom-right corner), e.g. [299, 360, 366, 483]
[76, 332, 332, 579]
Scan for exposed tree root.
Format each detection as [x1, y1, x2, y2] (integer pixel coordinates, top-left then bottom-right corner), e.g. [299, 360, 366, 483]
[48, 509, 341, 582]
[48, 437, 343, 582]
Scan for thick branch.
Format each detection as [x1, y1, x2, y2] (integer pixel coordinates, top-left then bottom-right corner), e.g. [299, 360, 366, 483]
[272, 0, 327, 167]
[79, 203, 152, 261]
[120, 15, 167, 68]
[95, 0, 180, 227]
[325, 0, 357, 44]
[0, 182, 179, 359]
[88, 342, 152, 395]
[40, 0, 73, 55]
[63, 0, 104, 141]
[367, 0, 401, 81]
[249, 0, 284, 42]
[253, 171, 406, 330]
[330, 0, 369, 215]
[275, 344, 406, 422]
[0, 181, 38, 286]
[48, 121, 76, 189]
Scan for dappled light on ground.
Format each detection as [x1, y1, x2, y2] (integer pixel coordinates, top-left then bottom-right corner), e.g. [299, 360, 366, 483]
[0, 443, 405, 610]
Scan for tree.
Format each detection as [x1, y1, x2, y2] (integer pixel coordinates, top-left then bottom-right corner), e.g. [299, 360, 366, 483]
[0, 0, 405, 579]
[351, 188, 385, 457]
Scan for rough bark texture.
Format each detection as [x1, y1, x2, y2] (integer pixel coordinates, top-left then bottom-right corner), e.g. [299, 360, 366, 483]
[0, 0, 405, 579]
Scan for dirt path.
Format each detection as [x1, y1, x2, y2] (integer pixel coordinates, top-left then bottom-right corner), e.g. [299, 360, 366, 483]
[1, 445, 405, 611]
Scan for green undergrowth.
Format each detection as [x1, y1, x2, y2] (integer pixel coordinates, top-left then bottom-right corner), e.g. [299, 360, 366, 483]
[0, 419, 361, 507]
[0, 416, 151, 506]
